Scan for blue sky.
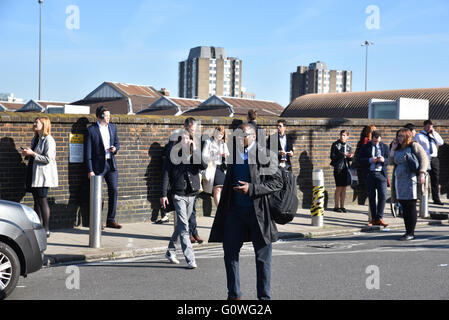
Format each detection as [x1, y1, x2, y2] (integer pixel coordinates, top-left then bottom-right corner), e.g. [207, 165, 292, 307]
[1, 0, 448, 107]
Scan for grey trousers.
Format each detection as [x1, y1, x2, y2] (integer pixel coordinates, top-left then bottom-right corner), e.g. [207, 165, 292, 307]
[167, 194, 196, 264]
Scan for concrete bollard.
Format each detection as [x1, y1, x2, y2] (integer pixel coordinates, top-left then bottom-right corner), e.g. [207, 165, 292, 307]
[89, 175, 102, 248]
[311, 169, 324, 227]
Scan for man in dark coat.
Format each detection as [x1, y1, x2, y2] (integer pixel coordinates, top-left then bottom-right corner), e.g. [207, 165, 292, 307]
[358, 131, 390, 227]
[208, 123, 283, 300]
[85, 106, 121, 229]
[267, 119, 294, 171]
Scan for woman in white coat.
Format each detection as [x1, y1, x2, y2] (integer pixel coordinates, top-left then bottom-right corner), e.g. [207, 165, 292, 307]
[202, 126, 230, 207]
[22, 117, 58, 237]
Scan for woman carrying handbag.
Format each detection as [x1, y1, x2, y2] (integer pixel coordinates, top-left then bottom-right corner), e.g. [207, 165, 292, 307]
[202, 126, 230, 207]
[389, 128, 428, 241]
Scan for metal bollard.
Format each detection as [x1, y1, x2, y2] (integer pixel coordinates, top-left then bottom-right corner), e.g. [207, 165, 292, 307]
[311, 169, 324, 227]
[419, 174, 429, 218]
[89, 175, 102, 248]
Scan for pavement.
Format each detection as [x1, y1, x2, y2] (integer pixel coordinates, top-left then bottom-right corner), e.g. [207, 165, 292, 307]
[44, 200, 449, 266]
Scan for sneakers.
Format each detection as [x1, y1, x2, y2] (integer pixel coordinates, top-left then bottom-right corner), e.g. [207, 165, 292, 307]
[165, 251, 180, 264]
[165, 251, 197, 269]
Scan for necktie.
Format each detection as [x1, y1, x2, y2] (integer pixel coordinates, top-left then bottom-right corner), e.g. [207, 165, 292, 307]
[426, 133, 434, 155]
[375, 145, 380, 170]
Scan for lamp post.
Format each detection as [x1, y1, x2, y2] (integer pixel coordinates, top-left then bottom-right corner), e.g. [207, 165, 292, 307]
[38, 0, 43, 100]
[361, 40, 374, 92]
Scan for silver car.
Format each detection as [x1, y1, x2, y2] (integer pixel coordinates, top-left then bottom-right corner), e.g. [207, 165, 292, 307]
[0, 199, 47, 299]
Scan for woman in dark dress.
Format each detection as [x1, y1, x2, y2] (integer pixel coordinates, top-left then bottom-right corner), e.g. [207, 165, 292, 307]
[330, 130, 353, 212]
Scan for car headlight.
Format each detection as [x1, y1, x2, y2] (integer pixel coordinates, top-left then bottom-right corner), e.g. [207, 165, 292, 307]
[21, 204, 42, 225]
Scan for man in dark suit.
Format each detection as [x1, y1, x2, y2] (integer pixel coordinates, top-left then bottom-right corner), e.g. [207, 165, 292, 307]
[85, 106, 122, 229]
[209, 123, 283, 300]
[358, 131, 389, 227]
[267, 119, 294, 171]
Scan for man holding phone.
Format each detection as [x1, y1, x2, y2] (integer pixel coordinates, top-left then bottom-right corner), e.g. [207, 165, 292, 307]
[209, 123, 283, 300]
[415, 120, 445, 205]
[358, 131, 390, 227]
[267, 119, 294, 171]
[85, 106, 122, 229]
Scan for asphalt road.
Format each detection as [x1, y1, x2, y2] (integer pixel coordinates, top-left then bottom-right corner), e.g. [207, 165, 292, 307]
[7, 225, 449, 300]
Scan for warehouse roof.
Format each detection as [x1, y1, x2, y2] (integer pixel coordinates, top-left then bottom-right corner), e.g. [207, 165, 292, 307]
[282, 88, 449, 119]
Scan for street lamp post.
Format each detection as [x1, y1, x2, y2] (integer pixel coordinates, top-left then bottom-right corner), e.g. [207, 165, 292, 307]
[361, 40, 374, 92]
[38, 0, 43, 100]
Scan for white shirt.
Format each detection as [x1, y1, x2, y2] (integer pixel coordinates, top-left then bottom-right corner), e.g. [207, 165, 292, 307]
[415, 130, 444, 158]
[97, 121, 111, 159]
[369, 143, 382, 172]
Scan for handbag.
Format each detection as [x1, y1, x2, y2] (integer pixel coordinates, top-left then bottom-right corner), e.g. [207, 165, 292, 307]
[348, 167, 359, 186]
[405, 148, 420, 174]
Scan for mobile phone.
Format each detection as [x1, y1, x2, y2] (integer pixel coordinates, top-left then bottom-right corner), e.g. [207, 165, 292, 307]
[233, 182, 243, 187]
[20, 147, 24, 150]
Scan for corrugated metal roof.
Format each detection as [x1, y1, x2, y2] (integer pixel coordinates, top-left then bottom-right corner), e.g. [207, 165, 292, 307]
[282, 88, 449, 119]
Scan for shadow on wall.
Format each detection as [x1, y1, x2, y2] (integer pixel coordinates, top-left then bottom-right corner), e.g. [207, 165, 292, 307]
[145, 142, 164, 222]
[62, 117, 90, 228]
[0, 137, 27, 203]
[298, 151, 313, 209]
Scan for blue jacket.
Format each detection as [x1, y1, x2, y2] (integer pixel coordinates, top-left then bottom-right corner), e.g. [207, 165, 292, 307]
[358, 141, 389, 178]
[85, 123, 120, 175]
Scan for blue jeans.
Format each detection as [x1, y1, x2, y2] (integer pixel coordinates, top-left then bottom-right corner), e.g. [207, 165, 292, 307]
[223, 205, 272, 300]
[366, 171, 387, 221]
[189, 195, 198, 236]
[168, 194, 196, 264]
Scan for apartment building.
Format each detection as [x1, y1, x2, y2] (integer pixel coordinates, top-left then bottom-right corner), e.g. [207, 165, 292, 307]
[179, 46, 242, 100]
[290, 61, 352, 102]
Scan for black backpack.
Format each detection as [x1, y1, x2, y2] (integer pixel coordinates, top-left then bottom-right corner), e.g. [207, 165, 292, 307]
[269, 167, 299, 225]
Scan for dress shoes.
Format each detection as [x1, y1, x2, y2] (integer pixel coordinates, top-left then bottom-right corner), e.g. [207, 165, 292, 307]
[434, 200, 444, 205]
[368, 220, 389, 227]
[106, 221, 122, 229]
[190, 235, 197, 244]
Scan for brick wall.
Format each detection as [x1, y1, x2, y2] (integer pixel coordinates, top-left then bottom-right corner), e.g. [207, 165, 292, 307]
[1, 112, 448, 229]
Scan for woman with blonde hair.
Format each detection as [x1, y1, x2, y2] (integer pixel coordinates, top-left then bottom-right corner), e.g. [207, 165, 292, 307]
[202, 126, 230, 207]
[389, 128, 428, 241]
[22, 117, 58, 238]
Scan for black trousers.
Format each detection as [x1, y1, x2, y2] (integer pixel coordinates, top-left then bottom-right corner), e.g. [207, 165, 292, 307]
[429, 157, 441, 202]
[398, 200, 417, 236]
[366, 172, 387, 221]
